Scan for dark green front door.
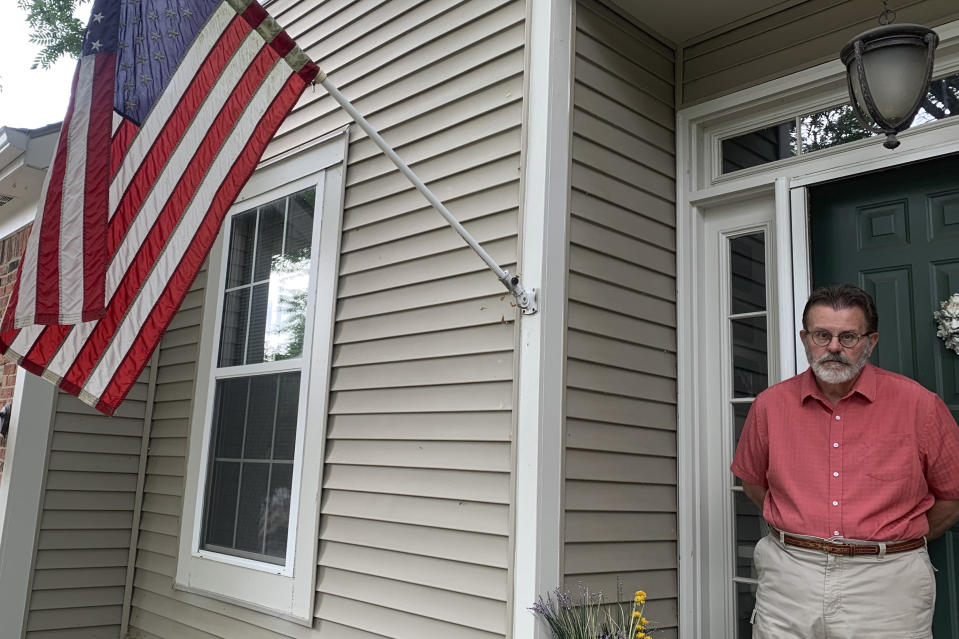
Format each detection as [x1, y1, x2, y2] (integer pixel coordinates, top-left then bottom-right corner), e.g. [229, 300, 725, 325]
[811, 154, 959, 638]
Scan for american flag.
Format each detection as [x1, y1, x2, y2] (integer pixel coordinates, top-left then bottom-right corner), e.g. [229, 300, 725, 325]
[0, 0, 319, 414]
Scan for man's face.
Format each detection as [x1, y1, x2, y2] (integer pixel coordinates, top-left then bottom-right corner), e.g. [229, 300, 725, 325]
[801, 304, 878, 385]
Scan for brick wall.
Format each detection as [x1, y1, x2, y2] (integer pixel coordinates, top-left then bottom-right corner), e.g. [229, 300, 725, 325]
[0, 224, 31, 479]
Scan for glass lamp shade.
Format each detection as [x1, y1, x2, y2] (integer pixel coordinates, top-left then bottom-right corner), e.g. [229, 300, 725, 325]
[840, 24, 938, 149]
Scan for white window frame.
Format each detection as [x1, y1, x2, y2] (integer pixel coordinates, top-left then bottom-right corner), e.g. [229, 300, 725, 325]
[176, 127, 348, 623]
[676, 19, 959, 639]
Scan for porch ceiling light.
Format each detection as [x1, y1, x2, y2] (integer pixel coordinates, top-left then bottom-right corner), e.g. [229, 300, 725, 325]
[840, 9, 939, 150]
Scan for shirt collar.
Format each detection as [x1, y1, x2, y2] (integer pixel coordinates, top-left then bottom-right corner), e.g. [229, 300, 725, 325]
[800, 362, 877, 404]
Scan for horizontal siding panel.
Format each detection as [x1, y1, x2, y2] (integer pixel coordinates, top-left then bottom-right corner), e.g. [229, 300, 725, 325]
[568, 329, 675, 377]
[572, 109, 674, 178]
[566, 512, 676, 543]
[44, 470, 137, 492]
[46, 451, 139, 474]
[319, 541, 506, 601]
[326, 440, 510, 471]
[571, 162, 673, 227]
[334, 295, 516, 344]
[567, 359, 676, 402]
[27, 626, 119, 639]
[573, 83, 673, 152]
[565, 449, 676, 484]
[681, 0, 959, 104]
[565, 568, 678, 599]
[40, 510, 133, 530]
[321, 516, 507, 568]
[322, 490, 509, 536]
[568, 302, 676, 351]
[566, 419, 677, 457]
[317, 567, 506, 634]
[331, 352, 512, 390]
[569, 189, 674, 250]
[324, 465, 508, 503]
[327, 411, 511, 441]
[564, 541, 677, 573]
[143, 474, 184, 497]
[41, 490, 134, 511]
[568, 273, 675, 327]
[50, 414, 143, 436]
[137, 530, 177, 557]
[50, 432, 141, 455]
[567, 388, 675, 430]
[26, 605, 120, 632]
[566, 480, 676, 512]
[332, 323, 513, 367]
[29, 586, 125, 611]
[575, 29, 673, 105]
[37, 530, 130, 550]
[34, 548, 129, 570]
[141, 493, 181, 517]
[340, 209, 516, 276]
[315, 592, 502, 639]
[571, 219, 675, 283]
[329, 381, 512, 414]
[577, 0, 674, 78]
[572, 135, 674, 203]
[32, 567, 127, 590]
[139, 512, 180, 538]
[135, 549, 176, 579]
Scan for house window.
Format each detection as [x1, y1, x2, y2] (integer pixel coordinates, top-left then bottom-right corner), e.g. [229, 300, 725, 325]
[201, 189, 314, 564]
[721, 70, 959, 174]
[176, 129, 348, 621]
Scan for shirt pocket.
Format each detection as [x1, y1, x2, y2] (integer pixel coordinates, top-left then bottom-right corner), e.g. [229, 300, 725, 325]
[864, 436, 914, 481]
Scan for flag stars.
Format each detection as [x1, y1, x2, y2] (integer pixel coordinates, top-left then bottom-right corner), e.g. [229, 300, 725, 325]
[125, 99, 138, 111]
[120, 61, 132, 71]
[153, 51, 165, 61]
[150, 31, 160, 40]
[140, 73, 152, 84]
[119, 40, 128, 49]
[136, 54, 147, 64]
[167, 29, 179, 39]
[147, 10, 157, 20]
[165, 8, 177, 18]
[135, 34, 144, 44]
[91, 12, 105, 23]
[181, 8, 192, 18]
[90, 40, 103, 51]
[132, 15, 140, 25]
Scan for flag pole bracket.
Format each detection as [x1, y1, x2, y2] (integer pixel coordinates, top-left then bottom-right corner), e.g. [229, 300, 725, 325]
[501, 272, 537, 315]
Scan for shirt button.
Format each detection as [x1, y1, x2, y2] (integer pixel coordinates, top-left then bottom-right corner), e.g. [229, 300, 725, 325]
[834, 530, 840, 536]
[832, 501, 839, 506]
[833, 442, 839, 447]
[833, 472, 839, 477]
[835, 415, 841, 420]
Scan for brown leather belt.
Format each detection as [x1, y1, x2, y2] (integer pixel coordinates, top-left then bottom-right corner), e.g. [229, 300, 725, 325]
[773, 530, 924, 556]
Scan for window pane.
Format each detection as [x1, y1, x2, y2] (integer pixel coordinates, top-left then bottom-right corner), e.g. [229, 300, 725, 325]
[736, 581, 758, 639]
[226, 211, 255, 288]
[203, 461, 239, 548]
[245, 283, 269, 364]
[234, 462, 270, 554]
[218, 288, 250, 368]
[732, 317, 768, 397]
[265, 463, 293, 558]
[254, 202, 285, 283]
[273, 373, 299, 460]
[285, 189, 314, 259]
[800, 104, 874, 153]
[244, 375, 278, 460]
[721, 121, 796, 174]
[730, 233, 766, 314]
[212, 377, 248, 458]
[203, 373, 298, 563]
[914, 73, 959, 125]
[735, 491, 764, 578]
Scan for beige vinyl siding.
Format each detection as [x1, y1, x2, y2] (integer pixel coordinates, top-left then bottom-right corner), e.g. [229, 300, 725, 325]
[127, 0, 523, 637]
[23, 383, 148, 639]
[565, 1, 678, 636]
[681, 0, 959, 106]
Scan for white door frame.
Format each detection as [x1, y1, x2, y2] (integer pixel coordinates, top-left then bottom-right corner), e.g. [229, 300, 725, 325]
[676, 19, 959, 638]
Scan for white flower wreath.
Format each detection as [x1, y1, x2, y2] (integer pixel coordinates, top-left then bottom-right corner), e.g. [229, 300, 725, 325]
[934, 293, 959, 355]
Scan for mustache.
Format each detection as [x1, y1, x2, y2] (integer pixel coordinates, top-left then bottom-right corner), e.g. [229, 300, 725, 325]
[816, 352, 850, 365]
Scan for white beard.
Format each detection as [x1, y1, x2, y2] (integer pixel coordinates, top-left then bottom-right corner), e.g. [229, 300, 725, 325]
[805, 343, 872, 385]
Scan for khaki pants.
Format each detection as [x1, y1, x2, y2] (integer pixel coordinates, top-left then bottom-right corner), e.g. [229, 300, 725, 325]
[752, 534, 936, 639]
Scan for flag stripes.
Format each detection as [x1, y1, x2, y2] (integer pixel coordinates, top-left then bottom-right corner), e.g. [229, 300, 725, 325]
[0, 0, 319, 414]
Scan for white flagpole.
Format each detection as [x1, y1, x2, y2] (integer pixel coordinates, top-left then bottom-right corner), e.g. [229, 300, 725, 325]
[318, 75, 537, 315]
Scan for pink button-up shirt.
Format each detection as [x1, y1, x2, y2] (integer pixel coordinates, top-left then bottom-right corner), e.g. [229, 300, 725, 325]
[732, 364, 959, 541]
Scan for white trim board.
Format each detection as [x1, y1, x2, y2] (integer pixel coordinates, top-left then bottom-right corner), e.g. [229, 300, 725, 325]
[676, 17, 959, 639]
[512, 0, 574, 636]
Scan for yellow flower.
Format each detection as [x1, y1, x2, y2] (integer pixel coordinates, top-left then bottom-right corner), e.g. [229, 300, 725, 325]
[634, 590, 646, 598]
[635, 633, 646, 639]
[632, 611, 641, 619]
[641, 617, 649, 625]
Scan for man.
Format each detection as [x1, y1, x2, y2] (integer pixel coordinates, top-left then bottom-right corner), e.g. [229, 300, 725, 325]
[732, 283, 959, 639]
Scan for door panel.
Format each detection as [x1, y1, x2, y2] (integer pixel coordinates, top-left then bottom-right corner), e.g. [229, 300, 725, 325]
[811, 153, 959, 638]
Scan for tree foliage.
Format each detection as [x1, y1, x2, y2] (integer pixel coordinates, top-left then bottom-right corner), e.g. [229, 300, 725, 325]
[18, 0, 85, 69]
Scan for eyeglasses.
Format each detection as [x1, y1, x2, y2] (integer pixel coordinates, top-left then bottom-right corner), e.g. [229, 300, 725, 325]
[806, 330, 873, 348]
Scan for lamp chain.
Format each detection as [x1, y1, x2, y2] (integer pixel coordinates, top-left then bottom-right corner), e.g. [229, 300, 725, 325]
[878, 0, 896, 25]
